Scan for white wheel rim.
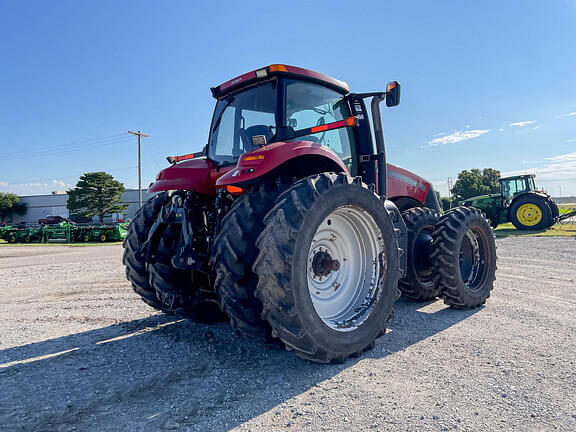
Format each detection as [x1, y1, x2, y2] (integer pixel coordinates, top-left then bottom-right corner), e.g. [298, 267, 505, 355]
[307, 205, 385, 332]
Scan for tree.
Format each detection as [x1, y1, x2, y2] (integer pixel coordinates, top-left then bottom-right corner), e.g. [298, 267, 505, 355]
[440, 196, 452, 211]
[451, 168, 500, 202]
[67, 172, 128, 222]
[0, 192, 27, 221]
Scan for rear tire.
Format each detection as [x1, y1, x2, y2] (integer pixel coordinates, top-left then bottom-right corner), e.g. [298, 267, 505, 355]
[254, 173, 401, 363]
[148, 224, 195, 313]
[148, 224, 227, 322]
[212, 180, 290, 341]
[431, 207, 496, 308]
[122, 193, 168, 310]
[509, 195, 553, 230]
[399, 207, 441, 301]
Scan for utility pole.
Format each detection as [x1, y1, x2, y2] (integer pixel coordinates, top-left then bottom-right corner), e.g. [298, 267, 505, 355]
[447, 177, 453, 208]
[128, 130, 149, 208]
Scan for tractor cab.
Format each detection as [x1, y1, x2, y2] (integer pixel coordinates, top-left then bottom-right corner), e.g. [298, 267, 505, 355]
[500, 174, 536, 199]
[208, 66, 356, 173]
[209, 64, 400, 196]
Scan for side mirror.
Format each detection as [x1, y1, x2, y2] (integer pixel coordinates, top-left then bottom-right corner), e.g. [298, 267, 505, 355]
[385, 81, 401, 107]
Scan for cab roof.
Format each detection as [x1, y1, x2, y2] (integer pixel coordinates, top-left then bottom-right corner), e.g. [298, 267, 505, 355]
[500, 174, 536, 181]
[211, 64, 350, 99]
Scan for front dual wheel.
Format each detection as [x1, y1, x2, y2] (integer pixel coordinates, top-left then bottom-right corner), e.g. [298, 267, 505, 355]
[253, 173, 401, 363]
[399, 206, 496, 308]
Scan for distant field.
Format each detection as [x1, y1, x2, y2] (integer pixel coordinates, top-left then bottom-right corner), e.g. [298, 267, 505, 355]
[494, 222, 576, 238]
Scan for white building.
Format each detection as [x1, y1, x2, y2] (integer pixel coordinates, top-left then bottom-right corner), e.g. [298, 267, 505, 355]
[9, 189, 153, 224]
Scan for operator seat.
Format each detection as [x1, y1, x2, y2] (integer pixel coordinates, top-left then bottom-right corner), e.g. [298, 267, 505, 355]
[240, 125, 274, 151]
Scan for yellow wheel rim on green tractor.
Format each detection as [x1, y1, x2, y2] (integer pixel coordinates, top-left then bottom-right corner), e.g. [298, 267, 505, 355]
[516, 203, 542, 227]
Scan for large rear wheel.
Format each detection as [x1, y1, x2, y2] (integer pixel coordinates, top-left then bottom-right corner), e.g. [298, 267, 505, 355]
[509, 195, 553, 230]
[431, 207, 497, 308]
[254, 173, 401, 363]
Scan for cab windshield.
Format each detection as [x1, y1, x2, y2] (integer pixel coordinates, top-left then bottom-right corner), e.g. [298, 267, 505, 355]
[208, 81, 277, 165]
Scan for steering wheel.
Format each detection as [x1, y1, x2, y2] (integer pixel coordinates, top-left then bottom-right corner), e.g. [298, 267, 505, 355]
[315, 117, 327, 145]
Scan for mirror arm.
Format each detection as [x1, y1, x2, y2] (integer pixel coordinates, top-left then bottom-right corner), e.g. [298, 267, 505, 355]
[370, 95, 387, 198]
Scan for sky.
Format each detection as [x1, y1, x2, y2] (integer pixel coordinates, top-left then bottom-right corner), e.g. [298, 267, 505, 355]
[1, 0, 575, 198]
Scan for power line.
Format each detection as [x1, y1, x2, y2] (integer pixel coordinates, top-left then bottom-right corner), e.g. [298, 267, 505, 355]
[0, 136, 134, 161]
[2, 166, 138, 185]
[0, 136, 133, 159]
[0, 133, 127, 158]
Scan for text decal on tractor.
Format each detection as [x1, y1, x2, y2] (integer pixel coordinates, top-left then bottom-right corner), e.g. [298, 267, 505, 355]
[124, 64, 497, 363]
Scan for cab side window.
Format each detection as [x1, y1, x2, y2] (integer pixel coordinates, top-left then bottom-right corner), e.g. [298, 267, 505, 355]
[285, 80, 355, 173]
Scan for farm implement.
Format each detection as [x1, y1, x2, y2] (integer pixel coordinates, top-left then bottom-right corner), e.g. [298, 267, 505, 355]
[0, 221, 129, 243]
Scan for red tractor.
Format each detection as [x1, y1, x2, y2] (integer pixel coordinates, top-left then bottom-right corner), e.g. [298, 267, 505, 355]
[123, 64, 496, 363]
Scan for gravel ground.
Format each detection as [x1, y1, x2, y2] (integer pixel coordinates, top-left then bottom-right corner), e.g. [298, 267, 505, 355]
[0, 237, 575, 431]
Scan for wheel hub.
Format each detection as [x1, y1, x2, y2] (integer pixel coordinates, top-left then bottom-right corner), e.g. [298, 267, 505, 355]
[517, 203, 542, 226]
[311, 250, 340, 278]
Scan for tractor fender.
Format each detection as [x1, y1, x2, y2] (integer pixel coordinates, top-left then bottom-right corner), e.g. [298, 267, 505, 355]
[216, 140, 349, 187]
[148, 157, 220, 196]
[387, 164, 438, 211]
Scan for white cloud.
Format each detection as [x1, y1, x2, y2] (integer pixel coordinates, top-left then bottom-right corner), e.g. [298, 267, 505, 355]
[51, 180, 73, 188]
[498, 128, 504, 132]
[554, 112, 576, 119]
[509, 120, 536, 127]
[428, 129, 490, 146]
[503, 152, 576, 182]
[0, 179, 73, 195]
[566, 138, 576, 143]
[544, 152, 576, 162]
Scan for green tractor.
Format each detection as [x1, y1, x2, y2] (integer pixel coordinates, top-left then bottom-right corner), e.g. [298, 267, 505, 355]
[462, 174, 559, 230]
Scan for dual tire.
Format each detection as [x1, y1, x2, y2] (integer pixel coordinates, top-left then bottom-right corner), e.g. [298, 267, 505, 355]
[213, 173, 402, 362]
[123, 193, 225, 321]
[431, 207, 497, 308]
[122, 193, 168, 310]
[211, 180, 291, 341]
[399, 206, 496, 308]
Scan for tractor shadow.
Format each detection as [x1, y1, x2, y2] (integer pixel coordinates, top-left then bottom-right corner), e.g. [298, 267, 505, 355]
[0, 299, 480, 431]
